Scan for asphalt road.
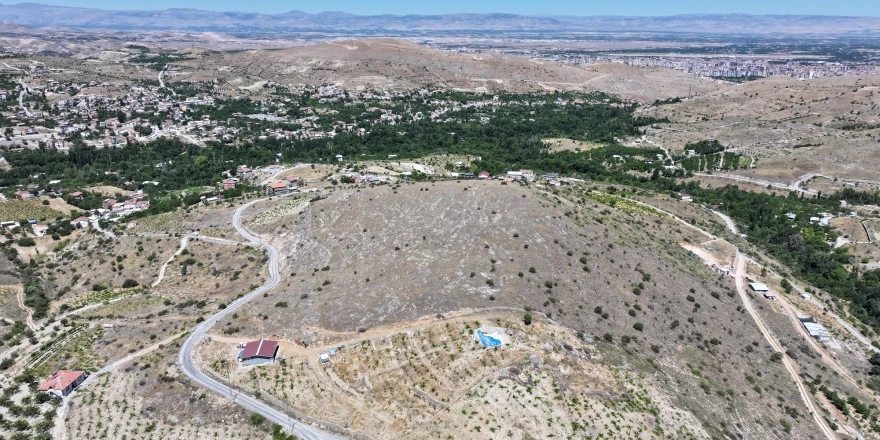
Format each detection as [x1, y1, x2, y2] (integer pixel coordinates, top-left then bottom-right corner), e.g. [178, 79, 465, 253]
[177, 196, 346, 440]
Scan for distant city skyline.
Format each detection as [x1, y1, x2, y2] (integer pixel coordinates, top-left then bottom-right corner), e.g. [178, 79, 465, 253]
[13, 0, 880, 16]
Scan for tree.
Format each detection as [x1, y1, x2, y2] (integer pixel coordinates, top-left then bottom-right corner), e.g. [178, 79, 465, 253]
[122, 279, 139, 288]
[523, 313, 532, 325]
[780, 278, 793, 294]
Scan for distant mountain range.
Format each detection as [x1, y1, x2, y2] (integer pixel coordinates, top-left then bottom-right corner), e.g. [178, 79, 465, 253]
[0, 3, 879, 35]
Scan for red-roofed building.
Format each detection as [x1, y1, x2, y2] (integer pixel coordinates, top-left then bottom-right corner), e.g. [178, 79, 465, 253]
[69, 191, 84, 200]
[222, 178, 237, 190]
[266, 181, 290, 195]
[478, 171, 490, 179]
[38, 370, 87, 398]
[239, 339, 279, 365]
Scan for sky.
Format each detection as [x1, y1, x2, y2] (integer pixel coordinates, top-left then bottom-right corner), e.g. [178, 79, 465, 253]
[19, 0, 880, 16]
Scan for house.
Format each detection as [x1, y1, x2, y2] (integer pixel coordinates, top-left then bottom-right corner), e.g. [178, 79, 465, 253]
[237, 166, 252, 176]
[463, 171, 475, 178]
[222, 178, 237, 190]
[102, 199, 117, 210]
[478, 171, 490, 179]
[26, 183, 41, 193]
[266, 182, 290, 195]
[238, 339, 279, 366]
[69, 191, 84, 200]
[335, 154, 344, 162]
[319, 352, 331, 365]
[506, 171, 523, 180]
[678, 193, 693, 202]
[38, 370, 87, 398]
[284, 176, 300, 187]
[520, 169, 534, 180]
[71, 216, 89, 228]
[14, 190, 33, 200]
[544, 172, 559, 181]
[785, 213, 797, 220]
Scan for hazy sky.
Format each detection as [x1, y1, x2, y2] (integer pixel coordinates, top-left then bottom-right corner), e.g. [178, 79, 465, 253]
[22, 0, 880, 16]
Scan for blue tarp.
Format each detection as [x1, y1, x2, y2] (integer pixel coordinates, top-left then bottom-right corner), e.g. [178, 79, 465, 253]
[477, 330, 502, 347]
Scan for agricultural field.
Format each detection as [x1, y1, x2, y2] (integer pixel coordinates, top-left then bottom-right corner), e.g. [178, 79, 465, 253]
[199, 313, 710, 440]
[0, 200, 62, 222]
[63, 342, 269, 440]
[543, 137, 606, 153]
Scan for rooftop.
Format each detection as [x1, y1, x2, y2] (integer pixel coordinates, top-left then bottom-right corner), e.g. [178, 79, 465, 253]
[241, 339, 278, 359]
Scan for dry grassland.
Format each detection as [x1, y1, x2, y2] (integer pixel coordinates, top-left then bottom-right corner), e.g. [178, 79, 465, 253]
[638, 75, 880, 183]
[212, 180, 821, 439]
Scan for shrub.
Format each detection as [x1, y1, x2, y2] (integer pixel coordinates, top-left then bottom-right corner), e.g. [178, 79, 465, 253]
[633, 322, 644, 331]
[121, 279, 139, 288]
[603, 333, 613, 343]
[523, 313, 533, 325]
[16, 237, 35, 247]
[250, 413, 266, 426]
[91, 284, 107, 292]
[275, 301, 288, 308]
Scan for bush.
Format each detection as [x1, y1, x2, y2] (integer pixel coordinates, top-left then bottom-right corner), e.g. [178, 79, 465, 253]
[16, 237, 35, 247]
[523, 313, 533, 325]
[121, 279, 139, 288]
[250, 413, 266, 426]
[633, 322, 644, 331]
[91, 284, 108, 292]
[275, 301, 288, 308]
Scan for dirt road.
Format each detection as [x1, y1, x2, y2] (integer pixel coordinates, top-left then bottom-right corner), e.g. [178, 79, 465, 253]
[9, 285, 36, 331]
[152, 236, 190, 287]
[732, 252, 837, 440]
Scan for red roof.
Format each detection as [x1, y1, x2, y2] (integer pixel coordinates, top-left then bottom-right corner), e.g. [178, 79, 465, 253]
[267, 182, 288, 189]
[241, 339, 278, 359]
[38, 370, 85, 392]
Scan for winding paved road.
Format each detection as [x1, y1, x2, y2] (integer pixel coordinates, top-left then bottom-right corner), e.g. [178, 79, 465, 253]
[177, 196, 345, 440]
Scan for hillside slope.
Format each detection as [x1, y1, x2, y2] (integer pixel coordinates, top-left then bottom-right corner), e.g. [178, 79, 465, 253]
[181, 38, 721, 101]
[222, 180, 822, 439]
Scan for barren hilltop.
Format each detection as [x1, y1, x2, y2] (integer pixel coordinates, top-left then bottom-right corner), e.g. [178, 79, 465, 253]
[180, 38, 720, 101]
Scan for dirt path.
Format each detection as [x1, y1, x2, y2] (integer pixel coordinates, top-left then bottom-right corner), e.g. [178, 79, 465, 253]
[152, 236, 189, 287]
[6, 285, 36, 331]
[732, 253, 837, 440]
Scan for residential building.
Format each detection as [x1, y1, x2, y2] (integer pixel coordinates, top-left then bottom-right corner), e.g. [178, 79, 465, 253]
[38, 370, 87, 398]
